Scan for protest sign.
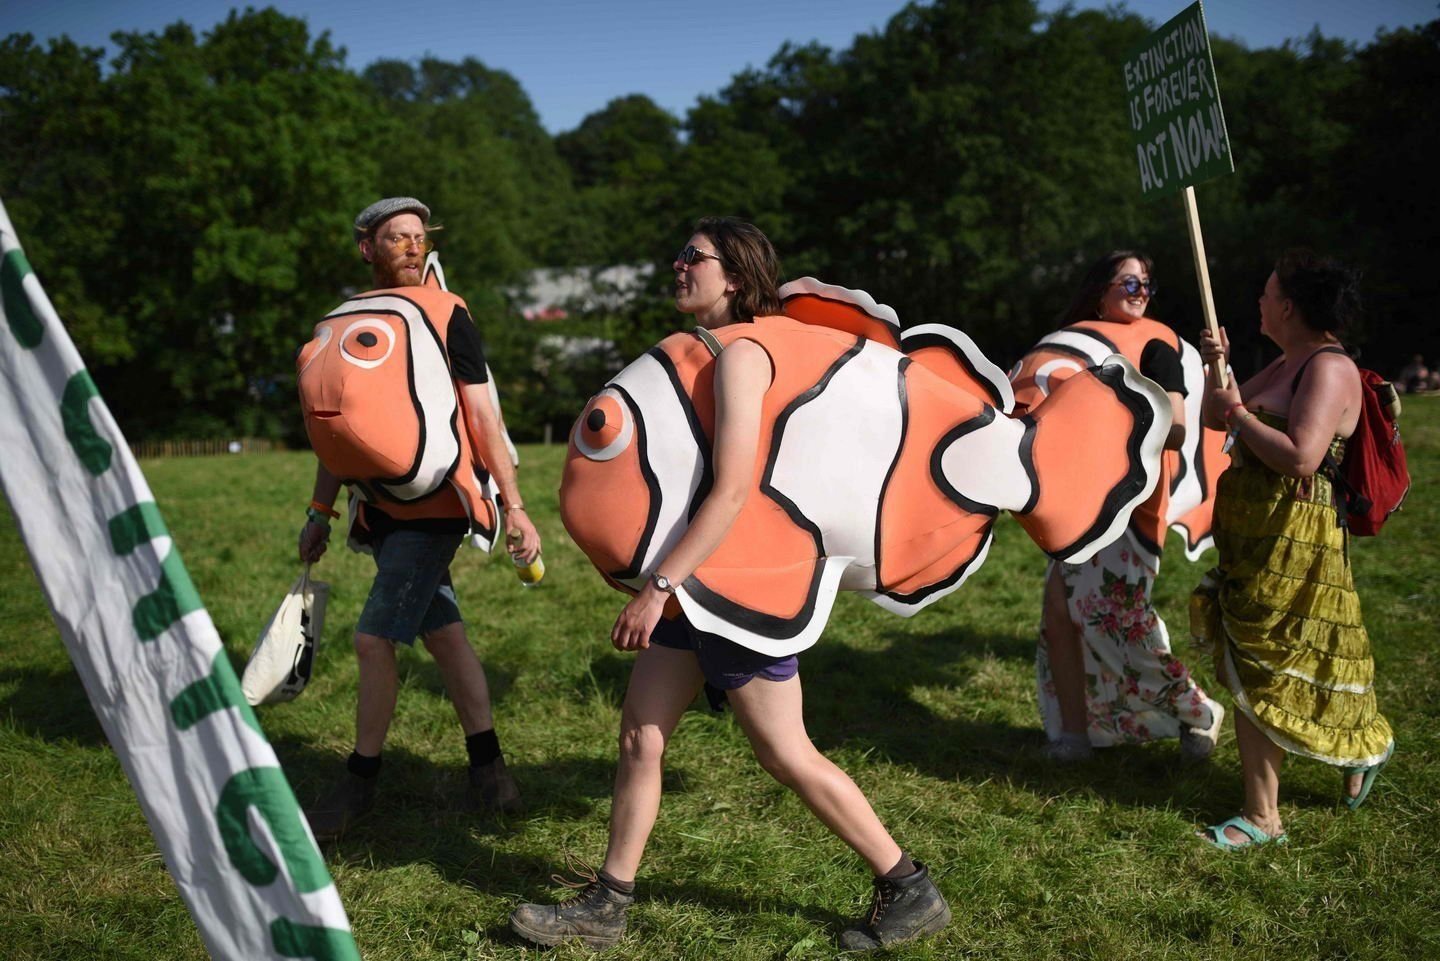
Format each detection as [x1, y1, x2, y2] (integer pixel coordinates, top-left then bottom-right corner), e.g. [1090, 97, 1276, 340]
[1123, 1, 1233, 384]
[1123, 0, 1233, 199]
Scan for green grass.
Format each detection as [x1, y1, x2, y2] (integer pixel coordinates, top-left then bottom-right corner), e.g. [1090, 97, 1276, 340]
[2, 397, 1438, 960]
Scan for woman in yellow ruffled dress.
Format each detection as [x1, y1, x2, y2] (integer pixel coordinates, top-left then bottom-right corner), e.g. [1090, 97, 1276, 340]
[1193, 249, 1393, 849]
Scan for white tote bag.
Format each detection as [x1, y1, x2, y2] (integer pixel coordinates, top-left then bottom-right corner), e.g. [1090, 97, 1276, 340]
[241, 565, 329, 706]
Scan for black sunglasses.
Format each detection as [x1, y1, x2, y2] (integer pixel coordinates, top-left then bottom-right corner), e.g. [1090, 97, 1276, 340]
[676, 244, 723, 267]
[1111, 277, 1157, 297]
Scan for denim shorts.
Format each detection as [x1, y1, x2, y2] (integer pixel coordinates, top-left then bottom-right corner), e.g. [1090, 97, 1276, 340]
[650, 614, 799, 692]
[355, 528, 465, 645]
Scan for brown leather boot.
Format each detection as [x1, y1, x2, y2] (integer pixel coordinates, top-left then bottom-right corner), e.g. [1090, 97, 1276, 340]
[466, 756, 523, 814]
[304, 771, 376, 841]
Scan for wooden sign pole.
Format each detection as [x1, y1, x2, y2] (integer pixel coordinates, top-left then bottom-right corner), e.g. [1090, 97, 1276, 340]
[1181, 185, 1228, 388]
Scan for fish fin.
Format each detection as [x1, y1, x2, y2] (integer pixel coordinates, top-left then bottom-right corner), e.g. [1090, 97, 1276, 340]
[677, 556, 851, 657]
[779, 277, 902, 349]
[902, 323, 1015, 413]
[422, 252, 447, 290]
[1165, 341, 1225, 560]
[862, 527, 994, 616]
[1009, 355, 1170, 562]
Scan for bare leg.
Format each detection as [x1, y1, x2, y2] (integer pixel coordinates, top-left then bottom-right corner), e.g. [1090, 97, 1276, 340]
[727, 674, 903, 875]
[1044, 565, 1090, 737]
[1229, 708, 1286, 842]
[353, 631, 399, 756]
[423, 621, 495, 735]
[601, 645, 705, 883]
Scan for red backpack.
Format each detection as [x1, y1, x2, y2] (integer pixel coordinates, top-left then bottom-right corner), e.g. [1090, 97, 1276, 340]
[1300, 347, 1411, 535]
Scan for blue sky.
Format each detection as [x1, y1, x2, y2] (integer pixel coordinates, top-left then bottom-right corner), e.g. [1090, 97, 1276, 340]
[3, 0, 1434, 132]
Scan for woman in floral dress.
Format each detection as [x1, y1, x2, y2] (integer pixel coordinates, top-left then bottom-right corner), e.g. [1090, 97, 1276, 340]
[1014, 251, 1225, 761]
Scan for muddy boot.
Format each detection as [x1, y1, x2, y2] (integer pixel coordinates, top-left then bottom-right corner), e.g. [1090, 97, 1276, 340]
[466, 756, 523, 814]
[304, 771, 377, 841]
[510, 877, 635, 949]
[839, 861, 951, 952]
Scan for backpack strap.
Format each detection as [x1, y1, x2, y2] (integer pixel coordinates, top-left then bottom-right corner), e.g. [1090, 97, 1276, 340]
[1289, 344, 1349, 394]
[694, 326, 724, 357]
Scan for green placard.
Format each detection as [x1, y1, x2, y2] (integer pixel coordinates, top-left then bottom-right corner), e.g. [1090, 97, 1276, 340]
[1123, 1, 1234, 199]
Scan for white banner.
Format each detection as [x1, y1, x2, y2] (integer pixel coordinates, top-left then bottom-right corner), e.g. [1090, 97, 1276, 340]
[0, 198, 358, 960]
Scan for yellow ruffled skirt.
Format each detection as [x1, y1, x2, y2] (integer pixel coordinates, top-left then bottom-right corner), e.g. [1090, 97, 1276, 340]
[1191, 432, 1392, 768]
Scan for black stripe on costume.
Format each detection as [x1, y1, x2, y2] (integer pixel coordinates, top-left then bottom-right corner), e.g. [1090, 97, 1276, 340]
[647, 346, 714, 524]
[873, 357, 910, 592]
[930, 407, 1003, 518]
[682, 336, 866, 641]
[605, 382, 663, 583]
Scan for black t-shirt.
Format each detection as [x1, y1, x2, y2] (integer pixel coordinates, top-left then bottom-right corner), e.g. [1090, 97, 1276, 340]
[1140, 338, 1186, 396]
[447, 305, 489, 384]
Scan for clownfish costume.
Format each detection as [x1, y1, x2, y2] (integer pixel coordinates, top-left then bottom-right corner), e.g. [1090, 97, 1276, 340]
[1009, 318, 1228, 561]
[296, 257, 504, 551]
[560, 279, 1172, 657]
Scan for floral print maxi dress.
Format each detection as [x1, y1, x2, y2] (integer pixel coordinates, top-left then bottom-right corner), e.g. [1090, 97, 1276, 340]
[1036, 530, 1220, 746]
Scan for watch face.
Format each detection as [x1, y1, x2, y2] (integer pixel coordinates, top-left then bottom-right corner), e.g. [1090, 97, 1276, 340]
[653, 574, 672, 592]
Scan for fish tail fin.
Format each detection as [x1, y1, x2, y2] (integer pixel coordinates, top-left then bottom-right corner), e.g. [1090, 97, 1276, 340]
[1010, 355, 1169, 561]
[779, 278, 901, 348]
[422, 252, 447, 290]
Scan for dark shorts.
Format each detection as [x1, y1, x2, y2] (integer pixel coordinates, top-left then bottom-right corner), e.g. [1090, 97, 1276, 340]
[650, 614, 799, 699]
[355, 527, 465, 645]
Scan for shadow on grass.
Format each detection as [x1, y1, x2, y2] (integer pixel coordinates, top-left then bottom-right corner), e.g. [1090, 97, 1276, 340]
[0, 664, 109, 746]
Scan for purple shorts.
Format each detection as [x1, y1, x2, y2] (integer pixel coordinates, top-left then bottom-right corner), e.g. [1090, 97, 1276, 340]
[650, 614, 799, 693]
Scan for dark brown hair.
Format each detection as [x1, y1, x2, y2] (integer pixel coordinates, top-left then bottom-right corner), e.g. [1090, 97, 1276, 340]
[1273, 248, 1360, 335]
[694, 216, 782, 322]
[1060, 249, 1155, 326]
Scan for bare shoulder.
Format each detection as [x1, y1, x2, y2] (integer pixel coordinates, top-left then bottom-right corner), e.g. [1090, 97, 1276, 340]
[1307, 348, 1360, 386]
[717, 336, 775, 385]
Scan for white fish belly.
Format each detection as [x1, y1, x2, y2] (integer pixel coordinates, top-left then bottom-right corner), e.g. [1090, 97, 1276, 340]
[610, 351, 706, 579]
[766, 340, 904, 589]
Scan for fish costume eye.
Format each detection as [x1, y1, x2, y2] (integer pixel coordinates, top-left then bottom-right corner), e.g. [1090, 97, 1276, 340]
[574, 389, 633, 461]
[339, 319, 396, 368]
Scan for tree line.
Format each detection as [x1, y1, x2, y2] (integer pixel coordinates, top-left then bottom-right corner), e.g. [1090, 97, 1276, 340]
[2, 2, 1435, 443]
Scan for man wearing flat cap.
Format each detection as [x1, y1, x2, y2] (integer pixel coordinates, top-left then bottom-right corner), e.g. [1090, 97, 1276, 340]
[296, 197, 540, 838]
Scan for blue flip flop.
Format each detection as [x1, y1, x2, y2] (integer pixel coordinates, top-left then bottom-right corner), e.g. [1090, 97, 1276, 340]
[1197, 815, 1288, 851]
[1343, 750, 1392, 811]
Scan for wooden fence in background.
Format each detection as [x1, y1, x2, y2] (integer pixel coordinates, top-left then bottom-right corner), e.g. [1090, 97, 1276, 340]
[129, 438, 282, 460]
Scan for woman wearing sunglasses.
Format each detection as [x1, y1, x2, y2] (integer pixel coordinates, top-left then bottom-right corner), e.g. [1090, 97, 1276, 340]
[1011, 250, 1224, 763]
[511, 217, 949, 952]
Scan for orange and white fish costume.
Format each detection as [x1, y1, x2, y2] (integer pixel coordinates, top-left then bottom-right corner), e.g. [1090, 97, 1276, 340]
[1009, 318, 1228, 561]
[560, 280, 1173, 657]
[296, 282, 503, 552]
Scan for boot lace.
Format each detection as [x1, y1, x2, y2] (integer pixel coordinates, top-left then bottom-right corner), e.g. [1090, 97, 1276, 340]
[866, 877, 897, 928]
[551, 852, 604, 899]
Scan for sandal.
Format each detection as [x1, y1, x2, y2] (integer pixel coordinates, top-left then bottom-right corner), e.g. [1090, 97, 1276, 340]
[1197, 815, 1288, 851]
[1343, 749, 1392, 811]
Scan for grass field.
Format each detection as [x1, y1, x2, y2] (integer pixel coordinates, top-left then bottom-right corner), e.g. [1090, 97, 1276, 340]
[2, 398, 1437, 960]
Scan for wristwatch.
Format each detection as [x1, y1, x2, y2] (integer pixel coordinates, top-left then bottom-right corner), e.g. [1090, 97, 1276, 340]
[650, 573, 676, 594]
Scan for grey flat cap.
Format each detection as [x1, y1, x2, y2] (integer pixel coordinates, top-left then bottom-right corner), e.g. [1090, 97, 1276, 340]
[353, 197, 431, 241]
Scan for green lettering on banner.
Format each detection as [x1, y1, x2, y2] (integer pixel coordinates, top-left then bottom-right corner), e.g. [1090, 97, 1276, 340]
[61, 371, 113, 475]
[270, 917, 362, 961]
[1, 248, 42, 348]
[216, 767, 330, 894]
[107, 502, 203, 640]
[171, 650, 263, 736]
